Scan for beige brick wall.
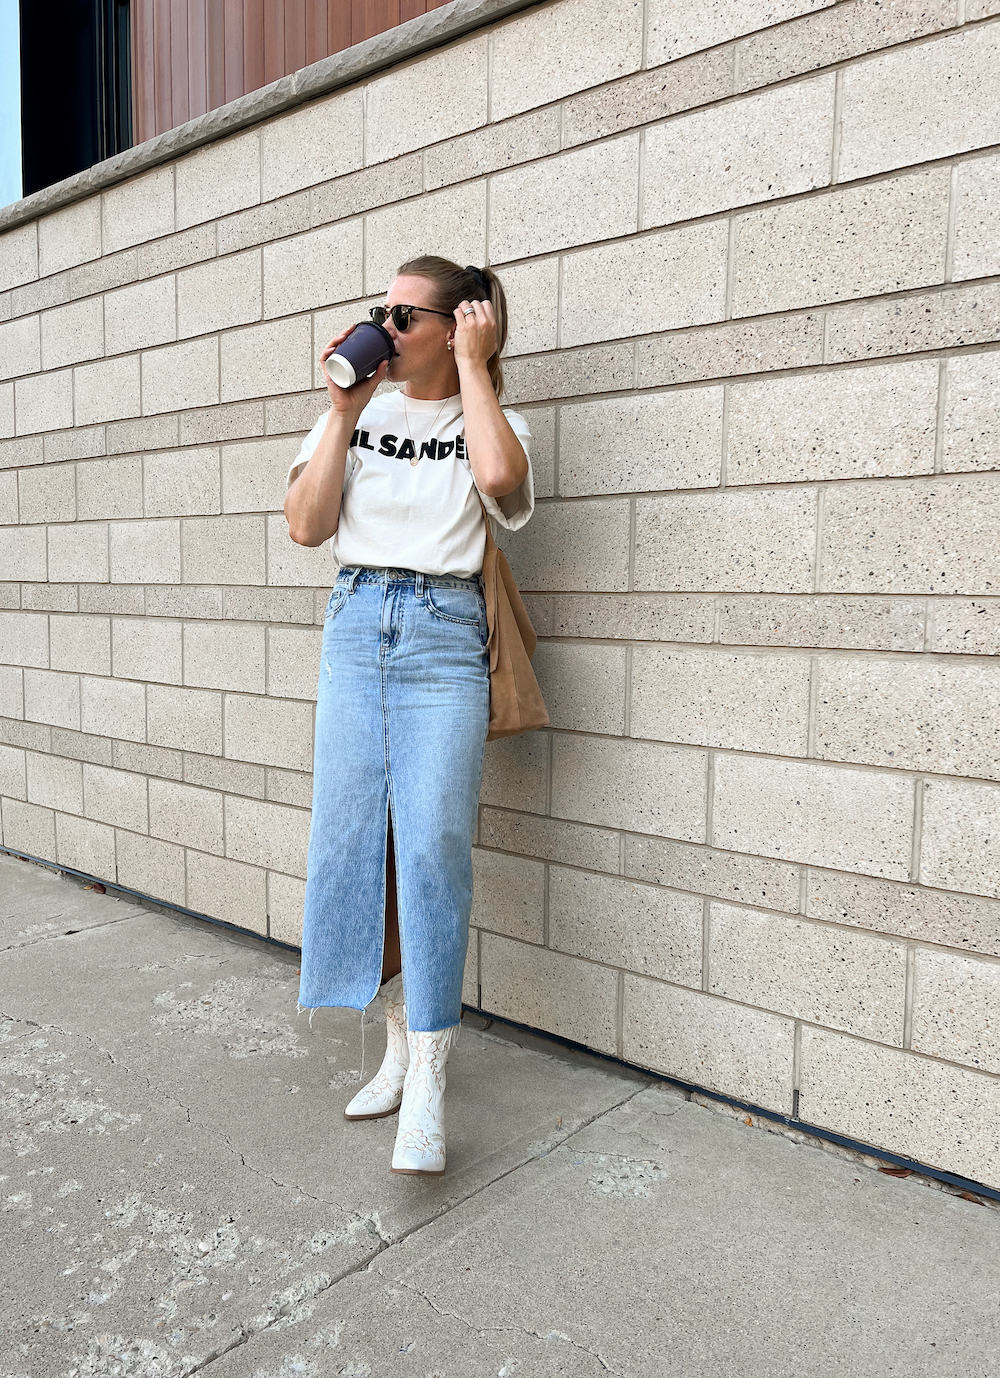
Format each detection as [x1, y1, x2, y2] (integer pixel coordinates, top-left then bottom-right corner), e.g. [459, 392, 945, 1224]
[2, 0, 999, 1190]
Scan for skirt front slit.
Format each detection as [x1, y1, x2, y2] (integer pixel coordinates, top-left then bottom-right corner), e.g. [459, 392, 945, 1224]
[298, 565, 490, 1033]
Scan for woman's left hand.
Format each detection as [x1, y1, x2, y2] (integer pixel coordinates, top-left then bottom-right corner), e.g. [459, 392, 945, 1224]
[452, 299, 497, 371]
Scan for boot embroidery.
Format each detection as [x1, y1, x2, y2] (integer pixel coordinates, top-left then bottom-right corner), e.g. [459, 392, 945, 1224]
[391, 1023, 460, 1173]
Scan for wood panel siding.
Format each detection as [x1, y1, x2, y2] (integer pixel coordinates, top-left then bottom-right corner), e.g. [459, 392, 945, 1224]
[131, 0, 455, 143]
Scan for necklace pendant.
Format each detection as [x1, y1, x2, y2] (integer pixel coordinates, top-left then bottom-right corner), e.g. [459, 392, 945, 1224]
[409, 457, 420, 467]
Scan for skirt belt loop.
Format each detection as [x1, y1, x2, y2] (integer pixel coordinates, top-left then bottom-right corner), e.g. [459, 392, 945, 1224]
[415, 571, 424, 598]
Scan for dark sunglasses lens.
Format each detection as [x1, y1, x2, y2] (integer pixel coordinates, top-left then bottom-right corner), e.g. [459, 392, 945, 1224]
[369, 305, 410, 329]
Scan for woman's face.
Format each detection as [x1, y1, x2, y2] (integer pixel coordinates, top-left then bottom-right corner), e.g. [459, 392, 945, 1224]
[382, 274, 453, 384]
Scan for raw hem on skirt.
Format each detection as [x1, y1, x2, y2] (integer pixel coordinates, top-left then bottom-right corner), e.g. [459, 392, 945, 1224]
[294, 996, 464, 1086]
[296, 995, 381, 1085]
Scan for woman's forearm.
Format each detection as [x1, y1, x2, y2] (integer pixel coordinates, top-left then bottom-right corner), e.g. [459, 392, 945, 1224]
[459, 364, 528, 498]
[284, 409, 357, 546]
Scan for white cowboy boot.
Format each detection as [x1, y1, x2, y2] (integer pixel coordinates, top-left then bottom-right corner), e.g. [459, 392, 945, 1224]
[391, 1022, 461, 1175]
[343, 972, 409, 1120]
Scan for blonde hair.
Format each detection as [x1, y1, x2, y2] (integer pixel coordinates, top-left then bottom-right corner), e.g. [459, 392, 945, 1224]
[396, 255, 508, 400]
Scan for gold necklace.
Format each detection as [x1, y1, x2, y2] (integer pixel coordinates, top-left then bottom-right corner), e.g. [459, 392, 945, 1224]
[400, 390, 457, 466]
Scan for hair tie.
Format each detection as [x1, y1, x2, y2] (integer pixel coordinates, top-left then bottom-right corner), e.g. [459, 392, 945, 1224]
[465, 264, 490, 298]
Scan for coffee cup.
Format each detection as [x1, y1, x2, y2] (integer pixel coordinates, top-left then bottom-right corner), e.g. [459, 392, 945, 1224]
[325, 321, 396, 389]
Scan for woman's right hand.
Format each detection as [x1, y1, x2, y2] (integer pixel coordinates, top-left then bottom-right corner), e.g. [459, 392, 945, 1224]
[320, 327, 390, 416]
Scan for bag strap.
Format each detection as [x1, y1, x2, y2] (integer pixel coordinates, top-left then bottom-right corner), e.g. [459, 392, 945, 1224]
[475, 490, 500, 670]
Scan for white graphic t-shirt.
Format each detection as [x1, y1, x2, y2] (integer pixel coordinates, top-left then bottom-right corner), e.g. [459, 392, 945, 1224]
[285, 389, 534, 578]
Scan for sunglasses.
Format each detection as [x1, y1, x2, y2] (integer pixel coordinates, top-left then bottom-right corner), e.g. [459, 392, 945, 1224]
[369, 303, 454, 332]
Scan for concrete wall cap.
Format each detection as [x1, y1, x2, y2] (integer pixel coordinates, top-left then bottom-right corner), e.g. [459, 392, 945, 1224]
[0, 0, 544, 234]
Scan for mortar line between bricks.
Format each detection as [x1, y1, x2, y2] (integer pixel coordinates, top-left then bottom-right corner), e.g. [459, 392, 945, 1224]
[16, 694, 1000, 783]
[10, 865, 1000, 1078]
[10, 131, 1000, 344]
[44, 581, 999, 621]
[724, 216, 735, 321]
[933, 355, 948, 474]
[484, 167, 492, 264]
[923, 596, 934, 654]
[1, 0, 982, 250]
[792, 1020, 802, 1106]
[636, 125, 645, 234]
[911, 775, 926, 883]
[640, 0, 651, 71]
[903, 942, 916, 1048]
[807, 652, 819, 757]
[485, 28, 493, 127]
[616, 967, 624, 1058]
[10, 281, 1000, 411]
[813, 484, 825, 594]
[830, 68, 843, 184]
[481, 882, 1000, 964]
[944, 160, 959, 284]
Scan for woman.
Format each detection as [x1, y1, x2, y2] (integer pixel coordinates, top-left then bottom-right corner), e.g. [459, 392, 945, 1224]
[283, 257, 534, 1175]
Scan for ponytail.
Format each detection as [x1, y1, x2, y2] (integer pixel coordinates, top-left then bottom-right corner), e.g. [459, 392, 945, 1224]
[396, 255, 509, 400]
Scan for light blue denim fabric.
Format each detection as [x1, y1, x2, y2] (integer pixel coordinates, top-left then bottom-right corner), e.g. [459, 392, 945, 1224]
[296, 565, 490, 1054]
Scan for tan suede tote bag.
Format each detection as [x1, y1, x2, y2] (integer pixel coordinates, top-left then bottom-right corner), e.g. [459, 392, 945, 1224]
[476, 495, 550, 740]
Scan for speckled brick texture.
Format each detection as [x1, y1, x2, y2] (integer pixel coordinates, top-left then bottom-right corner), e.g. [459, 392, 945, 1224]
[1, 0, 999, 1197]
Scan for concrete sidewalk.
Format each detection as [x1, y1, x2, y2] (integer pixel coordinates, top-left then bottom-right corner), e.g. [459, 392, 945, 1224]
[1, 849, 997, 1378]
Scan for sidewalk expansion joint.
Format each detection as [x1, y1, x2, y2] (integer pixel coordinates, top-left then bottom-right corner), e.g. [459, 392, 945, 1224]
[0, 906, 149, 953]
[189, 1080, 658, 1376]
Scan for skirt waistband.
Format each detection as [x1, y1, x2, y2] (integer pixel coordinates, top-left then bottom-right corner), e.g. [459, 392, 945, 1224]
[336, 565, 483, 592]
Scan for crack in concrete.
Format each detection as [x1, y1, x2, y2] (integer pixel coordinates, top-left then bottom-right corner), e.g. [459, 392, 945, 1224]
[637, 1099, 688, 1119]
[0, 1024, 388, 1378]
[216, 1129, 388, 1248]
[0, 906, 149, 953]
[187, 1080, 656, 1376]
[394, 1275, 627, 1375]
[620, 1124, 679, 1154]
[174, 1237, 388, 1378]
[4, 997, 657, 1377]
[0, 1010, 196, 1126]
[1, 1007, 392, 1255]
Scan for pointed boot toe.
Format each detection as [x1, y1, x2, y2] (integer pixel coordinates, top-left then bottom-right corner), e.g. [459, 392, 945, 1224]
[344, 972, 409, 1121]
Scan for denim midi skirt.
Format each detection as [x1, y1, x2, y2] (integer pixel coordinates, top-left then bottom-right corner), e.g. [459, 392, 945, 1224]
[296, 565, 490, 1038]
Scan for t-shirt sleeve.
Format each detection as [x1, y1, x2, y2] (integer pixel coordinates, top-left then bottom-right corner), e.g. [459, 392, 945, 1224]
[475, 409, 535, 532]
[286, 412, 356, 490]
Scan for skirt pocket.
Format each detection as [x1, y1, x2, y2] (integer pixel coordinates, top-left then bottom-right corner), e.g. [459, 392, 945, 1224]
[324, 584, 350, 622]
[424, 583, 484, 629]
